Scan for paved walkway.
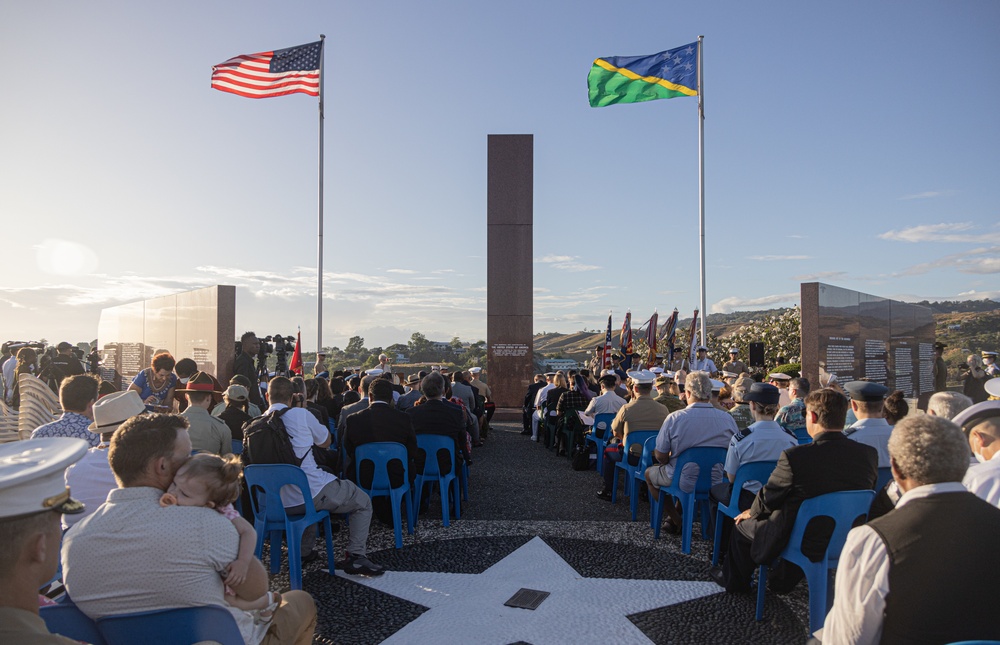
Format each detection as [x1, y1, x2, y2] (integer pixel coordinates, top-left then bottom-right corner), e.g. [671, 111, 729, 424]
[268, 422, 812, 644]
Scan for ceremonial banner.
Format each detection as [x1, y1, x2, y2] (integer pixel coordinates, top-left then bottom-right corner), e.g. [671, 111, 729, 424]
[620, 310, 633, 355]
[688, 309, 700, 365]
[660, 308, 679, 363]
[645, 311, 658, 368]
[602, 313, 613, 371]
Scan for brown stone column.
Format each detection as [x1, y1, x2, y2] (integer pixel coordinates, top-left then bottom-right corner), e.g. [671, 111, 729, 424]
[486, 135, 533, 410]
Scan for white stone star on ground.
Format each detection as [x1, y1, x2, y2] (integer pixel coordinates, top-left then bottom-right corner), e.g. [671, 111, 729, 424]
[338, 536, 721, 644]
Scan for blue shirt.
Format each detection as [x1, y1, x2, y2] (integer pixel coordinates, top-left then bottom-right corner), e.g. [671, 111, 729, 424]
[30, 411, 100, 447]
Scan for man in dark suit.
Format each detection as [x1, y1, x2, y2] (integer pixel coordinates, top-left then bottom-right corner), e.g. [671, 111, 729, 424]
[344, 378, 417, 526]
[522, 375, 547, 436]
[344, 379, 417, 487]
[338, 373, 380, 444]
[234, 332, 265, 409]
[714, 388, 878, 593]
[407, 372, 472, 475]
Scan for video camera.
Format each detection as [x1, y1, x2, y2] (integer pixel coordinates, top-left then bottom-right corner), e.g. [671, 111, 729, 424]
[264, 334, 296, 355]
[2, 340, 45, 356]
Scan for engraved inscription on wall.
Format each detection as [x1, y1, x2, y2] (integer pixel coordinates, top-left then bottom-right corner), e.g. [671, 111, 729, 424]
[864, 339, 888, 384]
[491, 343, 529, 358]
[894, 346, 914, 397]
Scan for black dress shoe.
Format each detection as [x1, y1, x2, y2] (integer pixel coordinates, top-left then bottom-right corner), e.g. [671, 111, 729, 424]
[709, 565, 725, 587]
[596, 489, 612, 501]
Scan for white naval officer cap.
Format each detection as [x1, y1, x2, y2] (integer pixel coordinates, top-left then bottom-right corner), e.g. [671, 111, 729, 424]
[626, 370, 656, 385]
[0, 438, 88, 520]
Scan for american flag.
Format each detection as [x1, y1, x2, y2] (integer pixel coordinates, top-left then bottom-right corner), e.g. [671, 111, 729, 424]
[212, 41, 322, 99]
[644, 311, 658, 368]
[601, 313, 613, 370]
[688, 309, 700, 365]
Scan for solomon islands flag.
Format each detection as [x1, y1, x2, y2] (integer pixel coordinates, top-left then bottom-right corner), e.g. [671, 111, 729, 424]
[588, 42, 698, 108]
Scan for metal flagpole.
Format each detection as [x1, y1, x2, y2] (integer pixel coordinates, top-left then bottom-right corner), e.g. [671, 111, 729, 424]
[317, 35, 326, 356]
[697, 35, 707, 347]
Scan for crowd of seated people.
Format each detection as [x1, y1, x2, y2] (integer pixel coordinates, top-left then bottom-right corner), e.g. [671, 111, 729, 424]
[521, 347, 1000, 643]
[1, 334, 496, 644]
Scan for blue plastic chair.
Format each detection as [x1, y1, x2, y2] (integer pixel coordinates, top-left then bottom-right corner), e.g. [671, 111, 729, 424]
[711, 460, 778, 565]
[611, 430, 659, 503]
[793, 428, 811, 444]
[231, 439, 243, 455]
[630, 437, 659, 521]
[459, 459, 470, 502]
[652, 447, 728, 552]
[243, 464, 336, 590]
[327, 419, 339, 450]
[97, 605, 243, 645]
[755, 489, 876, 635]
[584, 412, 616, 472]
[40, 598, 106, 645]
[876, 466, 893, 490]
[414, 434, 461, 527]
[355, 441, 414, 549]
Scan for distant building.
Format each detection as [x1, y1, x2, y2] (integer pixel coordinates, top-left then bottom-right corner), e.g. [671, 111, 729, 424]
[544, 358, 578, 371]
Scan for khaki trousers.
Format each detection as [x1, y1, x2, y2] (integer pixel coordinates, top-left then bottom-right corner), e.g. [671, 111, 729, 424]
[261, 590, 316, 645]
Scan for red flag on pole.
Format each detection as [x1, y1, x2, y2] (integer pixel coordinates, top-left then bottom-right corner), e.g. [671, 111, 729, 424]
[289, 329, 303, 375]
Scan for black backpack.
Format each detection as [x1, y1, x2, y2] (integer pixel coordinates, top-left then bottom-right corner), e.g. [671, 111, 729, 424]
[241, 408, 304, 466]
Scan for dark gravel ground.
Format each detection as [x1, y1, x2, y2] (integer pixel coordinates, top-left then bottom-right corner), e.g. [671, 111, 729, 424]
[261, 422, 812, 644]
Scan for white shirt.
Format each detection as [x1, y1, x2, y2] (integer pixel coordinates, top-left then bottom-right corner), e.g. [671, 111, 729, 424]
[845, 417, 893, 467]
[723, 420, 797, 494]
[584, 390, 627, 417]
[820, 482, 967, 644]
[64, 487, 238, 619]
[2, 356, 14, 399]
[266, 403, 335, 507]
[964, 457, 1000, 507]
[534, 383, 554, 408]
[690, 358, 717, 373]
[63, 446, 118, 529]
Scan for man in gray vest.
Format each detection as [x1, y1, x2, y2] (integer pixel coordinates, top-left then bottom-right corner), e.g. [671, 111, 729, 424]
[821, 414, 1000, 644]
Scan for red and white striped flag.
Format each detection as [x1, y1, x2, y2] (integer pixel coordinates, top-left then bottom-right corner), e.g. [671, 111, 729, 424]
[212, 41, 322, 99]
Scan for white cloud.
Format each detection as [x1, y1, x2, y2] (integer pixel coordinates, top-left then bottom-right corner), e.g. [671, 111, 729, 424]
[897, 246, 1000, 276]
[899, 190, 953, 200]
[385, 268, 417, 274]
[791, 271, 848, 282]
[534, 255, 601, 272]
[879, 223, 1000, 244]
[746, 255, 812, 261]
[710, 293, 799, 314]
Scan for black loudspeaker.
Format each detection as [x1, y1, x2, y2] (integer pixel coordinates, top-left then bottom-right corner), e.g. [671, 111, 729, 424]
[749, 342, 765, 367]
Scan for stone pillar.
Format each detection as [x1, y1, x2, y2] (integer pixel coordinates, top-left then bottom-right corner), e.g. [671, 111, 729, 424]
[486, 135, 533, 410]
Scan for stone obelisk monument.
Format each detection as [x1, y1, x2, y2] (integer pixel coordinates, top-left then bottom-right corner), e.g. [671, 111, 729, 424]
[486, 134, 533, 411]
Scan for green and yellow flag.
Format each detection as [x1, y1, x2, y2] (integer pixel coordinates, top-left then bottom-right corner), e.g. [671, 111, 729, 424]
[588, 42, 698, 108]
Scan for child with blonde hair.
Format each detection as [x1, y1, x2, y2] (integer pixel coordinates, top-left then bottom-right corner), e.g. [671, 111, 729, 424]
[160, 453, 279, 637]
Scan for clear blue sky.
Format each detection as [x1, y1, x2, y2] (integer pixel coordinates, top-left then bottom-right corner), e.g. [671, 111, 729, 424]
[2, 1, 998, 350]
